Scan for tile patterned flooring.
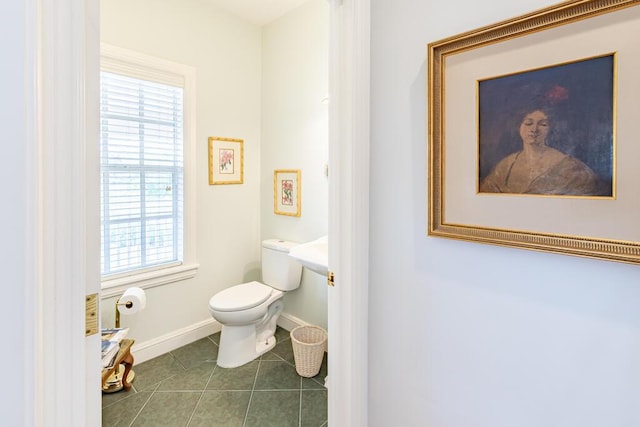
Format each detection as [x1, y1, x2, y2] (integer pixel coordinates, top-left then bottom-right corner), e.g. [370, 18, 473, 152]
[102, 327, 328, 426]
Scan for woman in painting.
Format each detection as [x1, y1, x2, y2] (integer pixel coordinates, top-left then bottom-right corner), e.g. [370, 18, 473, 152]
[480, 104, 605, 196]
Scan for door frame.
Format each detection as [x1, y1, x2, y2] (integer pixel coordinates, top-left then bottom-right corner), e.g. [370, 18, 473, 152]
[31, 0, 371, 425]
[31, 0, 101, 425]
[327, 0, 370, 425]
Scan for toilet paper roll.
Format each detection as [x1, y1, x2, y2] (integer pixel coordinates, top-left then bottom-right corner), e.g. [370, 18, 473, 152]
[117, 287, 147, 315]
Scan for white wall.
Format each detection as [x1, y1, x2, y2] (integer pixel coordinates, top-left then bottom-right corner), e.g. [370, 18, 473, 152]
[369, 1, 640, 426]
[1, 2, 29, 423]
[261, 0, 329, 329]
[101, 0, 263, 342]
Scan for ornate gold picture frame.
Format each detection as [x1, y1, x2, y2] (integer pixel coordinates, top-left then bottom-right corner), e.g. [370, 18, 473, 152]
[274, 170, 301, 217]
[208, 136, 244, 185]
[428, 0, 640, 264]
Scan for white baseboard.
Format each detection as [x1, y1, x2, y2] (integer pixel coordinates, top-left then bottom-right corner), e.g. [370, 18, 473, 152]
[130, 311, 309, 364]
[131, 318, 221, 364]
[276, 311, 309, 332]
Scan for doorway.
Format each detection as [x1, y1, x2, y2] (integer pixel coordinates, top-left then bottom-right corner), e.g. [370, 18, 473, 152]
[34, 0, 370, 426]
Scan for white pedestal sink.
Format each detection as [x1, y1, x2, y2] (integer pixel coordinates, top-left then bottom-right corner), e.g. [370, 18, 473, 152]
[289, 235, 328, 276]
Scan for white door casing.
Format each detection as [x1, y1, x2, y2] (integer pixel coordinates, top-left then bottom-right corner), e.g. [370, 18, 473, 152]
[30, 0, 370, 424]
[327, 0, 370, 426]
[34, 0, 101, 425]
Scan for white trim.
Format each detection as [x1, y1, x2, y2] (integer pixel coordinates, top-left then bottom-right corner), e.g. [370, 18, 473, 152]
[37, 0, 101, 425]
[328, 0, 370, 425]
[277, 311, 310, 331]
[101, 263, 200, 298]
[84, 0, 102, 425]
[24, 0, 39, 425]
[182, 56, 198, 273]
[132, 319, 221, 364]
[101, 43, 188, 86]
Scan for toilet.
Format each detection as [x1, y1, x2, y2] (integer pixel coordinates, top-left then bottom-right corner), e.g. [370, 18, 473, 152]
[208, 239, 302, 368]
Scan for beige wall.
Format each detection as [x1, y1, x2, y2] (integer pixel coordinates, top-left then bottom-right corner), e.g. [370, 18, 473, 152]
[100, 0, 328, 342]
[101, 0, 263, 342]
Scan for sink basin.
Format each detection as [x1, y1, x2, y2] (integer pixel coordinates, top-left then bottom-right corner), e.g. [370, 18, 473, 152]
[289, 236, 328, 276]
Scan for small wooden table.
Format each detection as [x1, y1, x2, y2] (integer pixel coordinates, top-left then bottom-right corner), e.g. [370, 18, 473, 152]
[102, 339, 135, 392]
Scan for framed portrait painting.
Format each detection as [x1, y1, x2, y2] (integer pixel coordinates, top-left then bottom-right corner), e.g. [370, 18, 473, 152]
[428, 0, 640, 264]
[208, 136, 244, 185]
[478, 54, 614, 197]
[274, 170, 301, 217]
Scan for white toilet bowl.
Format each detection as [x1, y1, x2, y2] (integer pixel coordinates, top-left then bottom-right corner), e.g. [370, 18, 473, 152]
[208, 281, 284, 368]
[208, 239, 302, 368]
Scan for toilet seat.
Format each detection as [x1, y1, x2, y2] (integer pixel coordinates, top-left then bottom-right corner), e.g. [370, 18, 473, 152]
[209, 281, 272, 312]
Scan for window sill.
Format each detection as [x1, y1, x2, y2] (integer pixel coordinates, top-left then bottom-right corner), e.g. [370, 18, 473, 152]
[101, 263, 199, 298]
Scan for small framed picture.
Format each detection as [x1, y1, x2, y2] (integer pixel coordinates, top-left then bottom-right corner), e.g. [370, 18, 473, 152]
[274, 169, 301, 217]
[208, 136, 244, 185]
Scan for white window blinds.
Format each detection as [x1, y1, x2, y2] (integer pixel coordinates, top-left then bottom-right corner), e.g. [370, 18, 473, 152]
[100, 71, 184, 276]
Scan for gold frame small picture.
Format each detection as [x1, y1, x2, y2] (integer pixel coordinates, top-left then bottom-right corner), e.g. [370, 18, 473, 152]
[274, 169, 301, 217]
[208, 136, 244, 185]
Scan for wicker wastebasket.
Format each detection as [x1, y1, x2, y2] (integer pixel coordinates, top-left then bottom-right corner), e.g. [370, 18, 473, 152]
[290, 325, 327, 377]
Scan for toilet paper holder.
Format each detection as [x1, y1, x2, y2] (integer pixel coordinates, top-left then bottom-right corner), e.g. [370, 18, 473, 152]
[114, 286, 147, 328]
[114, 300, 133, 328]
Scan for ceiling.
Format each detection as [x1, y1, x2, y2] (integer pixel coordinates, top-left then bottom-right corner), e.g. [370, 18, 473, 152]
[205, 0, 311, 26]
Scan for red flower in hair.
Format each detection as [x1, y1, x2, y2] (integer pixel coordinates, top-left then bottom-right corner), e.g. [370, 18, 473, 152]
[544, 84, 569, 104]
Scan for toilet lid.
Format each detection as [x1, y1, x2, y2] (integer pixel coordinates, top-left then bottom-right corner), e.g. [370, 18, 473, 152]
[209, 281, 273, 312]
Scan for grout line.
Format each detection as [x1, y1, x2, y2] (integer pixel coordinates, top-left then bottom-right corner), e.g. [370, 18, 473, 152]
[150, 389, 256, 393]
[308, 375, 326, 389]
[102, 390, 135, 410]
[185, 363, 217, 426]
[169, 388, 302, 392]
[127, 382, 160, 427]
[170, 350, 188, 371]
[242, 358, 261, 427]
[203, 362, 218, 390]
[298, 376, 303, 427]
[263, 356, 294, 368]
[206, 334, 219, 346]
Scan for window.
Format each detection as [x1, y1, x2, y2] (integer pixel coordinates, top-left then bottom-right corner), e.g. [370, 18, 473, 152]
[100, 45, 197, 291]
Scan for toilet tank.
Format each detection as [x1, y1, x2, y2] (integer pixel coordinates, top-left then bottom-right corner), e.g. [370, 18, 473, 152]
[261, 239, 302, 291]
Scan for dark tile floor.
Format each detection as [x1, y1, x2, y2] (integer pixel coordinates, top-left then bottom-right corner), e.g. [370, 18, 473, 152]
[102, 327, 328, 426]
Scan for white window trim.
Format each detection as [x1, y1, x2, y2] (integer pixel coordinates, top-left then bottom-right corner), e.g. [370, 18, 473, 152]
[101, 263, 199, 298]
[100, 43, 198, 292]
